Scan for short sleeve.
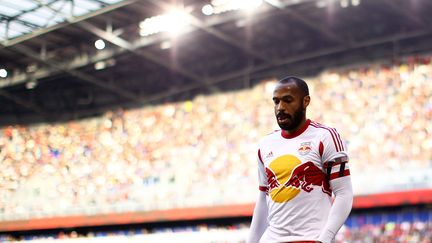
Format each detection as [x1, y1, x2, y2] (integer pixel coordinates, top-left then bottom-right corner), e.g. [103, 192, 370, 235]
[320, 127, 348, 162]
[320, 128, 350, 180]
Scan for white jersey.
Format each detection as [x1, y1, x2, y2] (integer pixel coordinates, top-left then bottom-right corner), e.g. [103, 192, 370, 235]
[257, 119, 350, 242]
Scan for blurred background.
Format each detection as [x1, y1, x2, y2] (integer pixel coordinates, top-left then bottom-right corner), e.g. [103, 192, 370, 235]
[0, 0, 432, 242]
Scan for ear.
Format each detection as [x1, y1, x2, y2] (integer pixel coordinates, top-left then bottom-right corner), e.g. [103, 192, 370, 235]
[303, 95, 310, 108]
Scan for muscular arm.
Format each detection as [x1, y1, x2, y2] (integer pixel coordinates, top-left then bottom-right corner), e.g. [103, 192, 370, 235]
[247, 191, 268, 243]
[317, 176, 353, 243]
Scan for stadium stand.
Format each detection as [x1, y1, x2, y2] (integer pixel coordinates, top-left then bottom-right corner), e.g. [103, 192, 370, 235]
[1, 0, 432, 242]
[1, 55, 432, 221]
[2, 212, 432, 242]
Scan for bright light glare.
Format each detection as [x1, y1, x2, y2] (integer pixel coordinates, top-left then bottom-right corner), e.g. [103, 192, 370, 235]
[160, 41, 171, 49]
[210, 0, 263, 14]
[202, 4, 214, 15]
[0, 68, 7, 78]
[26, 80, 37, 89]
[95, 39, 106, 50]
[242, 0, 263, 10]
[139, 9, 190, 37]
[351, 0, 360, 6]
[340, 0, 349, 8]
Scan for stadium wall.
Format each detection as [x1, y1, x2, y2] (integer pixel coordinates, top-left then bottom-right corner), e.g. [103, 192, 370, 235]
[1, 189, 431, 232]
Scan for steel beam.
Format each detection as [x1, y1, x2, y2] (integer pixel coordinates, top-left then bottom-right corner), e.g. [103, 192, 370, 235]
[148, 0, 276, 64]
[8, 43, 141, 102]
[0, 1, 282, 89]
[78, 21, 204, 83]
[0, 33, 168, 88]
[382, 0, 426, 27]
[135, 29, 432, 103]
[264, 0, 347, 46]
[1, 0, 137, 47]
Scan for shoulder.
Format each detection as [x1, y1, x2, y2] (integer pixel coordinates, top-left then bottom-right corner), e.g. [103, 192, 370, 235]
[258, 129, 281, 145]
[309, 120, 343, 138]
[309, 120, 346, 152]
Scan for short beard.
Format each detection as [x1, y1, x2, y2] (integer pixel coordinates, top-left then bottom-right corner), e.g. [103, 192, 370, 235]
[278, 106, 305, 131]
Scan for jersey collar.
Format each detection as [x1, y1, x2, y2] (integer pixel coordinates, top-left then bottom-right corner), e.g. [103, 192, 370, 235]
[281, 119, 311, 139]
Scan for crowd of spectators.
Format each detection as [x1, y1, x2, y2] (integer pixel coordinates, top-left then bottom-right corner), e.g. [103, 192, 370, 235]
[1, 221, 431, 242]
[1, 55, 431, 219]
[0, 223, 250, 242]
[337, 221, 432, 243]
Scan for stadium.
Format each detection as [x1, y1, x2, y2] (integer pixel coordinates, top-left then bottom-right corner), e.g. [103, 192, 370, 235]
[0, 0, 432, 242]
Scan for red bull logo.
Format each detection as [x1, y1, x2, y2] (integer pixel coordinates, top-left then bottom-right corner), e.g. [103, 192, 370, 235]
[284, 161, 331, 196]
[298, 141, 312, 156]
[265, 167, 280, 190]
[266, 155, 331, 203]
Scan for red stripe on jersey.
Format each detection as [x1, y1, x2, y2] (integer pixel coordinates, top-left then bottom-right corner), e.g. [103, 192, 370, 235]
[311, 121, 344, 152]
[258, 149, 263, 164]
[329, 169, 350, 180]
[259, 186, 268, 192]
[319, 141, 324, 157]
[331, 127, 344, 151]
[310, 122, 340, 152]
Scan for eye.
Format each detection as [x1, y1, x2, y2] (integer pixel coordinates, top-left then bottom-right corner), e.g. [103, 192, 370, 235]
[283, 96, 294, 103]
[273, 99, 279, 105]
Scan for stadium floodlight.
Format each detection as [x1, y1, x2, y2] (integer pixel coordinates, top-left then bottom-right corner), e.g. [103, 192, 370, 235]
[139, 9, 190, 37]
[0, 68, 7, 78]
[340, 0, 349, 8]
[351, 0, 360, 6]
[25, 80, 37, 89]
[95, 39, 106, 50]
[202, 4, 214, 15]
[94, 58, 116, 70]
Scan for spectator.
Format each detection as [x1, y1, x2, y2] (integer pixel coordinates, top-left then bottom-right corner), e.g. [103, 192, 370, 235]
[1, 56, 431, 219]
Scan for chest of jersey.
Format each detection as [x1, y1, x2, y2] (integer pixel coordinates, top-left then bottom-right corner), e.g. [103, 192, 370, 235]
[259, 132, 330, 203]
[260, 133, 322, 168]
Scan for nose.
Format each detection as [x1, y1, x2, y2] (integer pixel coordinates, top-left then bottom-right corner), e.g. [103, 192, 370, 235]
[276, 101, 286, 113]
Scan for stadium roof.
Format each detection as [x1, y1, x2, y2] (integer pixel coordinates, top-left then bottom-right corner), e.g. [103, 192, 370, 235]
[0, 0, 124, 42]
[1, 0, 432, 126]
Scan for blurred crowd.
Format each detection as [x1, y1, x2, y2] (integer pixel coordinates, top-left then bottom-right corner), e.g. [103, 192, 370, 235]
[0, 223, 250, 243]
[337, 221, 432, 243]
[1, 221, 431, 242]
[1, 55, 432, 219]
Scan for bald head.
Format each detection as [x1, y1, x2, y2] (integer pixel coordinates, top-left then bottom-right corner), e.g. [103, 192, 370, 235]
[278, 76, 309, 98]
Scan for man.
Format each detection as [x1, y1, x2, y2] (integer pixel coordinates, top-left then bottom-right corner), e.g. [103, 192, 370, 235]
[247, 76, 353, 243]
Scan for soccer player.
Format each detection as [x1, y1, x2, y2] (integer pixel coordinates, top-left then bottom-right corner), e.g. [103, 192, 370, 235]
[247, 76, 353, 243]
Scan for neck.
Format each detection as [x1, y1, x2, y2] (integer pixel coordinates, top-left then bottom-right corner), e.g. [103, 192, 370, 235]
[288, 117, 307, 134]
[281, 118, 310, 139]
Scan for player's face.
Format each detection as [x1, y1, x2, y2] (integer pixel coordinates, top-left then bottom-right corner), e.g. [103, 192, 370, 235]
[273, 82, 309, 131]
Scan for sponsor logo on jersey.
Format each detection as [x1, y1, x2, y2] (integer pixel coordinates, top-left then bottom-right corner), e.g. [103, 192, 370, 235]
[265, 151, 273, 159]
[298, 141, 312, 156]
[284, 161, 331, 196]
[266, 155, 331, 203]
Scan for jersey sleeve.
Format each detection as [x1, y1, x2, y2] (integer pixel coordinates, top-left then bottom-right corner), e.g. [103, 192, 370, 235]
[320, 128, 350, 181]
[257, 149, 268, 193]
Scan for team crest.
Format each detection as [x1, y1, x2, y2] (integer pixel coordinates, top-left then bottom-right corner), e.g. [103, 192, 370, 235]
[298, 142, 312, 156]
